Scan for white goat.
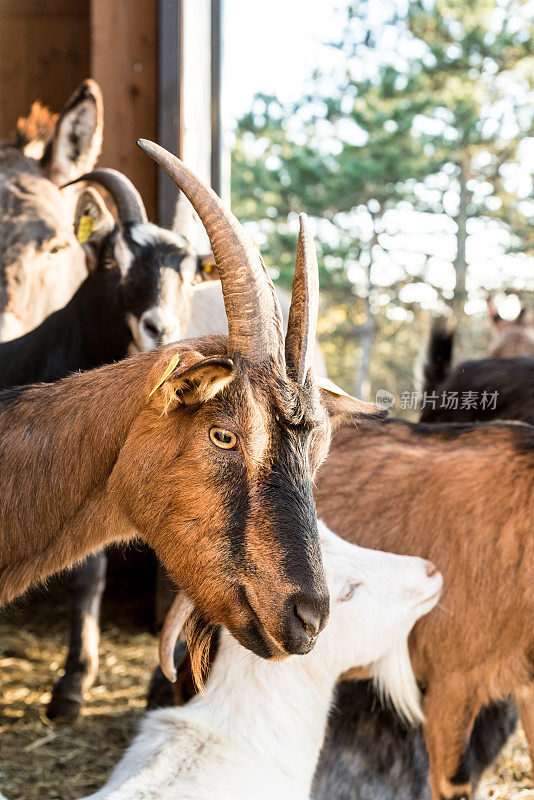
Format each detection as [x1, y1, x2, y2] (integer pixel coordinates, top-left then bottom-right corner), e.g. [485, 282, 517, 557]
[82, 522, 442, 800]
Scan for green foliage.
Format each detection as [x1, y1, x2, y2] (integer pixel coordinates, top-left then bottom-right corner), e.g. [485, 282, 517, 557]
[231, 0, 534, 401]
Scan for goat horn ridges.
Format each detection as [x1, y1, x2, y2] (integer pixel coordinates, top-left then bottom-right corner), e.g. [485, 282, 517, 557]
[137, 138, 284, 367]
[285, 213, 319, 384]
[63, 168, 148, 225]
[159, 592, 195, 683]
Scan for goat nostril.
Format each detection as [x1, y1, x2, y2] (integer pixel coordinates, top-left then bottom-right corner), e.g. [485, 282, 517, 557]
[143, 319, 161, 339]
[294, 600, 322, 639]
[425, 561, 438, 578]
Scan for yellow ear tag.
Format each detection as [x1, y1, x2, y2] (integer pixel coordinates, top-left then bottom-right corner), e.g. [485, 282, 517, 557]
[203, 262, 215, 274]
[149, 353, 181, 397]
[316, 376, 349, 397]
[77, 215, 94, 244]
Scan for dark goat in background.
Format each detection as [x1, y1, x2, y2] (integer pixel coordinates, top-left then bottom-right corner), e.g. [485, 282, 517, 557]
[421, 320, 534, 425]
[0, 169, 201, 388]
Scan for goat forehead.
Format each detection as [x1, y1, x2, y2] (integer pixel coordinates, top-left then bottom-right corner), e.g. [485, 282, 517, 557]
[156, 266, 183, 306]
[1, 178, 71, 242]
[122, 252, 185, 312]
[129, 222, 189, 251]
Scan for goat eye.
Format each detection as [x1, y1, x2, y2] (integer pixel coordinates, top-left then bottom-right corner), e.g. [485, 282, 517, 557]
[48, 242, 67, 255]
[209, 427, 237, 450]
[339, 583, 360, 602]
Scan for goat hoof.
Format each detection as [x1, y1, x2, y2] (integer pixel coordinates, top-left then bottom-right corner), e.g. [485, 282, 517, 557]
[46, 691, 83, 722]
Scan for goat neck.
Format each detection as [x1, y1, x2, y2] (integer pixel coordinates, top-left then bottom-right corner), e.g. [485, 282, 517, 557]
[185, 627, 343, 794]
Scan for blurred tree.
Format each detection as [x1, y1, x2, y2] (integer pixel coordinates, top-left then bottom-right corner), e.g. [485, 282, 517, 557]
[405, 0, 534, 339]
[231, 0, 534, 399]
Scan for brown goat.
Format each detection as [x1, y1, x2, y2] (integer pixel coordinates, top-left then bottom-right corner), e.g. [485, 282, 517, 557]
[314, 419, 534, 800]
[487, 296, 534, 357]
[0, 143, 377, 671]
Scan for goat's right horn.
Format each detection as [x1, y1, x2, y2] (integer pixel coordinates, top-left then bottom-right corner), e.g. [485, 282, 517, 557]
[63, 168, 148, 225]
[137, 139, 284, 367]
[285, 214, 319, 384]
[159, 591, 195, 683]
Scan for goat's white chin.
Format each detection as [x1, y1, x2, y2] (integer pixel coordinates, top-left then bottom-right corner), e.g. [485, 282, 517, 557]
[415, 588, 442, 614]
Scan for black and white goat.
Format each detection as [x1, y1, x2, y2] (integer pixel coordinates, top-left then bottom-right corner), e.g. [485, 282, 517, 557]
[81, 522, 442, 800]
[0, 168, 201, 388]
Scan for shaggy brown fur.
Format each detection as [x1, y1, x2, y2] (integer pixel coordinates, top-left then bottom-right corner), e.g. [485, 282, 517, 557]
[315, 419, 534, 800]
[0, 335, 372, 660]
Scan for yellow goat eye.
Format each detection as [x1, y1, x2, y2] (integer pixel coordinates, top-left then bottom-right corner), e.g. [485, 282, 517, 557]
[209, 427, 237, 450]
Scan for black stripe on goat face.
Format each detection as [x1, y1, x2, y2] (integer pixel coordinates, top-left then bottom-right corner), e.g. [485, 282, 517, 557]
[222, 374, 330, 659]
[114, 224, 198, 352]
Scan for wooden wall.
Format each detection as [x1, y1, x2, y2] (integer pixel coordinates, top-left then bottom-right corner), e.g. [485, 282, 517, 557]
[91, 0, 159, 220]
[0, 0, 219, 224]
[0, 0, 90, 140]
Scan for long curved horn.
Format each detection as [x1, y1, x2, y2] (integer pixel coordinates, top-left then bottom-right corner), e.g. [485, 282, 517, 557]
[285, 213, 319, 383]
[137, 139, 284, 366]
[63, 168, 148, 225]
[159, 591, 195, 683]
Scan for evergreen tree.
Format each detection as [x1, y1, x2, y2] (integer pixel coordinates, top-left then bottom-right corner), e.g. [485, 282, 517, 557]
[231, 0, 534, 397]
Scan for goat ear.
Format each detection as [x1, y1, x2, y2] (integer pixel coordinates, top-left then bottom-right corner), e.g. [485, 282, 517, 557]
[317, 377, 384, 431]
[74, 188, 115, 268]
[150, 352, 235, 410]
[41, 79, 103, 186]
[196, 253, 219, 282]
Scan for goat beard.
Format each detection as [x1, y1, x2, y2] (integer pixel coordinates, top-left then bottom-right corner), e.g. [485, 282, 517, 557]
[184, 610, 217, 693]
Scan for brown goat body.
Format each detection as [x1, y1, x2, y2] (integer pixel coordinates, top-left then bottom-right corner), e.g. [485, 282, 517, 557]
[315, 419, 534, 800]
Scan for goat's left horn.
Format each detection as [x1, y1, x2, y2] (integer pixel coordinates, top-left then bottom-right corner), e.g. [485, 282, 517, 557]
[285, 213, 319, 384]
[159, 591, 195, 683]
[63, 168, 148, 225]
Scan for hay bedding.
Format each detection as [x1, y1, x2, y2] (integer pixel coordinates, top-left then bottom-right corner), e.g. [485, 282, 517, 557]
[1, 590, 533, 800]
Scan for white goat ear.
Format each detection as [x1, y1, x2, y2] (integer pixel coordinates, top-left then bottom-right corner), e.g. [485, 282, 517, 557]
[317, 377, 384, 432]
[42, 80, 103, 186]
[74, 188, 115, 269]
[149, 352, 235, 410]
